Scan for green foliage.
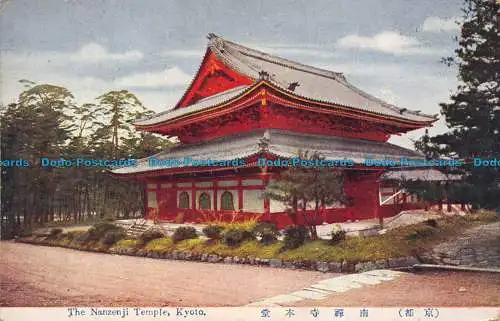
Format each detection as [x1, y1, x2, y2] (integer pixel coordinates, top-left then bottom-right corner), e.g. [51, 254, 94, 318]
[223, 228, 255, 247]
[424, 219, 438, 228]
[102, 230, 127, 245]
[406, 225, 436, 241]
[1, 81, 173, 239]
[49, 228, 63, 237]
[175, 238, 204, 251]
[202, 225, 224, 240]
[144, 237, 173, 252]
[328, 224, 346, 245]
[282, 225, 309, 251]
[414, 0, 500, 209]
[172, 226, 198, 243]
[115, 239, 138, 249]
[252, 222, 280, 245]
[263, 150, 347, 239]
[138, 229, 165, 245]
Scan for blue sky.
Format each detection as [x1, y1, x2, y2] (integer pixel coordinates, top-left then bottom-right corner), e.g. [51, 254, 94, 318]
[0, 0, 464, 148]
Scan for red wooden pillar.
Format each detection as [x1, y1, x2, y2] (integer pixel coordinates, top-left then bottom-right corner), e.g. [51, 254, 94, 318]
[143, 183, 148, 219]
[238, 178, 243, 212]
[373, 180, 382, 225]
[214, 181, 218, 213]
[191, 183, 196, 220]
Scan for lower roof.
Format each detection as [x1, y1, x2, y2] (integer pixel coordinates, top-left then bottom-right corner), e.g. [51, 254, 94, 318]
[112, 129, 424, 175]
[382, 169, 463, 181]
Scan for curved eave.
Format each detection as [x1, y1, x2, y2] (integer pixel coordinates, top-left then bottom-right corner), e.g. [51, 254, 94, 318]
[135, 81, 436, 133]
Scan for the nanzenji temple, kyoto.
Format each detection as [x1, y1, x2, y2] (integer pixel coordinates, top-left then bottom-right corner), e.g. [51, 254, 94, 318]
[112, 33, 440, 227]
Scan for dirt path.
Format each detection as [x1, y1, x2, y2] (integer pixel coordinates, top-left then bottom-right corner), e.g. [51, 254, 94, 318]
[0, 242, 338, 307]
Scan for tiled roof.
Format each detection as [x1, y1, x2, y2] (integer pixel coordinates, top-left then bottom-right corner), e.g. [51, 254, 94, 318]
[382, 169, 463, 181]
[134, 85, 250, 126]
[136, 34, 437, 126]
[208, 34, 435, 123]
[112, 129, 424, 175]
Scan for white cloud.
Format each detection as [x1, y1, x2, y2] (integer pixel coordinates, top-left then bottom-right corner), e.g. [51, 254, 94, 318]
[163, 49, 204, 58]
[72, 43, 143, 63]
[114, 67, 192, 88]
[1, 43, 143, 68]
[337, 31, 435, 55]
[0, 45, 187, 111]
[422, 16, 460, 33]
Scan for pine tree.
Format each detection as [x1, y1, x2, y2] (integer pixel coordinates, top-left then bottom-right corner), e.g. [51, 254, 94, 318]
[263, 151, 347, 239]
[417, 0, 500, 209]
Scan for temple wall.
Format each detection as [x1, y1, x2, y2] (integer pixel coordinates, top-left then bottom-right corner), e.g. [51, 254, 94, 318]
[243, 190, 264, 213]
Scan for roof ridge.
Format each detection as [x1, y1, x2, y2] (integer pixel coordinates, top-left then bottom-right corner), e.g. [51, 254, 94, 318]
[208, 34, 345, 81]
[207, 34, 436, 122]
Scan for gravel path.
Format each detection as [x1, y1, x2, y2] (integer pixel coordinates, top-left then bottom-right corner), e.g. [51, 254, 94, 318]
[0, 242, 339, 307]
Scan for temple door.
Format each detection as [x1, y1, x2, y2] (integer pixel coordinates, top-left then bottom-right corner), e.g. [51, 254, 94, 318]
[159, 189, 177, 220]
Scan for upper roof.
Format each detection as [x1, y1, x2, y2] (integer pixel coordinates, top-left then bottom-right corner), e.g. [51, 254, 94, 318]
[135, 34, 437, 127]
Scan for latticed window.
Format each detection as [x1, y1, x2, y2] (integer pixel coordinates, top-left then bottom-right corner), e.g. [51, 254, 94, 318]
[178, 191, 190, 209]
[221, 191, 234, 210]
[199, 192, 211, 210]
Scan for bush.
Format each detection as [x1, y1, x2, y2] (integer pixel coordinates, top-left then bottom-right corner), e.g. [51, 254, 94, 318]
[49, 228, 63, 236]
[328, 224, 346, 245]
[424, 219, 438, 228]
[282, 225, 309, 251]
[102, 230, 127, 246]
[202, 225, 224, 240]
[138, 229, 165, 245]
[71, 223, 124, 245]
[406, 225, 436, 240]
[252, 222, 280, 245]
[93, 222, 120, 237]
[223, 228, 255, 247]
[144, 237, 173, 252]
[172, 226, 198, 243]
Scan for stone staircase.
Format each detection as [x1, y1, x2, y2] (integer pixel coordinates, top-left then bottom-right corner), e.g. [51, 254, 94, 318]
[116, 219, 155, 238]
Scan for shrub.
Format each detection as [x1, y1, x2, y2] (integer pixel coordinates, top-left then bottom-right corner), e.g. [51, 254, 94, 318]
[172, 226, 198, 243]
[424, 219, 438, 228]
[406, 225, 436, 240]
[49, 228, 63, 236]
[223, 228, 255, 247]
[102, 230, 127, 246]
[115, 239, 138, 249]
[138, 229, 165, 245]
[93, 222, 120, 237]
[144, 237, 173, 252]
[328, 224, 346, 245]
[252, 222, 280, 245]
[282, 225, 309, 251]
[71, 223, 124, 246]
[202, 225, 224, 240]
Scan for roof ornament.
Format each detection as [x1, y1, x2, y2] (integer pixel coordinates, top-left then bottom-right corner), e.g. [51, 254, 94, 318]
[399, 108, 407, 114]
[208, 33, 225, 52]
[288, 81, 300, 92]
[258, 130, 271, 151]
[414, 110, 421, 114]
[259, 70, 270, 81]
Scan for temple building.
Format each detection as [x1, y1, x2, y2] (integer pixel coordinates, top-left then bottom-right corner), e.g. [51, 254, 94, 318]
[112, 33, 438, 227]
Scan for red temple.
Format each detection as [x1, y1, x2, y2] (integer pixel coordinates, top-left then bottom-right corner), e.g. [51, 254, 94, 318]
[112, 34, 438, 227]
